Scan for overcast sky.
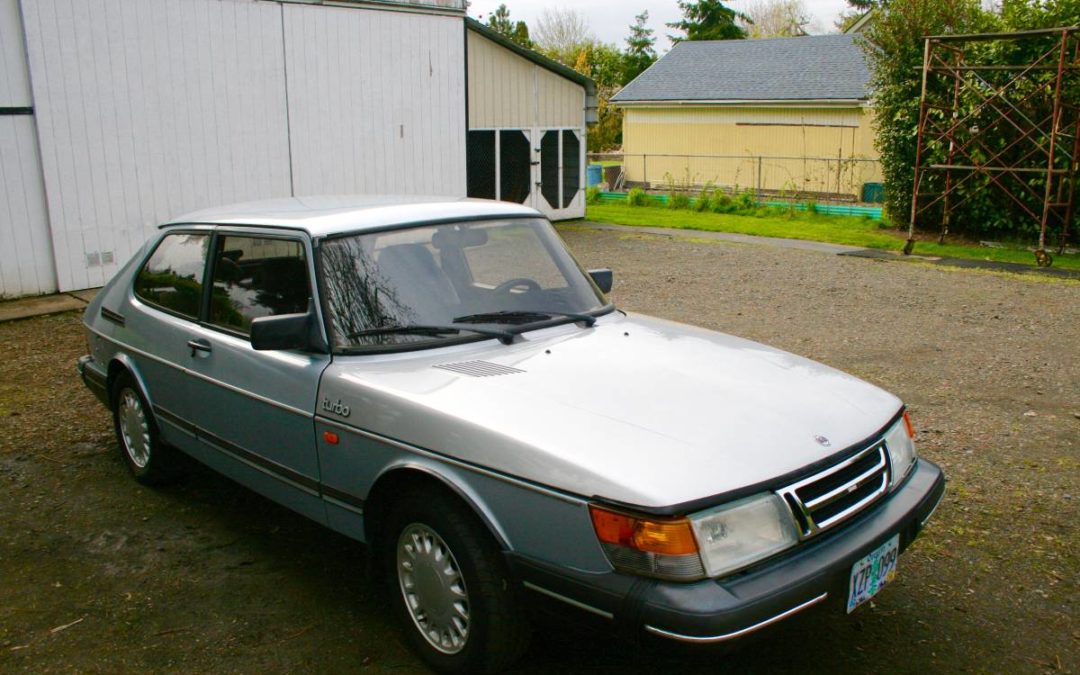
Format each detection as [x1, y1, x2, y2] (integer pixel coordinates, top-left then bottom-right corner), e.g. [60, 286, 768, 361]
[468, 0, 853, 51]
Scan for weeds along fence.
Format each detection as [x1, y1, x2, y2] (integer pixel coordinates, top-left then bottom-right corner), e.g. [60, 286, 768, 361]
[589, 191, 885, 220]
[593, 153, 884, 202]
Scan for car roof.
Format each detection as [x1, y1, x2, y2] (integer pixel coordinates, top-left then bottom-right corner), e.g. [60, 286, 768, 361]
[164, 195, 543, 237]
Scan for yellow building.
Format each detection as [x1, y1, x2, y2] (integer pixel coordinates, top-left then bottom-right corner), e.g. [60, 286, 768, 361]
[611, 35, 882, 200]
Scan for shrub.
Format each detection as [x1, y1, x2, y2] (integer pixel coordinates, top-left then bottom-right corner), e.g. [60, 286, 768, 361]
[664, 171, 693, 210]
[586, 187, 602, 204]
[735, 189, 757, 212]
[668, 192, 691, 210]
[804, 199, 819, 216]
[695, 182, 716, 212]
[627, 187, 652, 207]
[710, 192, 736, 213]
[862, 0, 1008, 236]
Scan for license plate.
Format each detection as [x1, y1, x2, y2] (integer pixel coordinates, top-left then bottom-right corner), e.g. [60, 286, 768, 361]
[847, 534, 900, 613]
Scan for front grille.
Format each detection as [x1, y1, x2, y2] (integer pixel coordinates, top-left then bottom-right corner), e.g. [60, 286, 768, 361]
[779, 443, 890, 538]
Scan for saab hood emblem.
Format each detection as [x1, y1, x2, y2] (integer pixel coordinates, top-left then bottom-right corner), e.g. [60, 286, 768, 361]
[814, 435, 831, 447]
[322, 397, 351, 418]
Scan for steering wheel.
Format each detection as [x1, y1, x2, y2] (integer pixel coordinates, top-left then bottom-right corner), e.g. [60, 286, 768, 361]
[494, 277, 542, 297]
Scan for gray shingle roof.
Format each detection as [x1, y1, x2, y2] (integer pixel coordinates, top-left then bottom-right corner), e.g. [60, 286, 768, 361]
[612, 34, 870, 103]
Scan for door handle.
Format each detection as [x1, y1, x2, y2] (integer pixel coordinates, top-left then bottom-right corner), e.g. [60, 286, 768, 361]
[187, 338, 212, 357]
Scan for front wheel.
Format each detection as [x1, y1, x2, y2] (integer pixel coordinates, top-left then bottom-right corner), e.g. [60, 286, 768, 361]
[383, 490, 530, 673]
[111, 372, 179, 485]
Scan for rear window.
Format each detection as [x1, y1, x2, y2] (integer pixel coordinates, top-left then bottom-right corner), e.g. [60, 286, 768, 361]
[133, 233, 210, 319]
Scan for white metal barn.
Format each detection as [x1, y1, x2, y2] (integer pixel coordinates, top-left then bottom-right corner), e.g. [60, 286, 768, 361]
[465, 20, 596, 222]
[0, 0, 593, 298]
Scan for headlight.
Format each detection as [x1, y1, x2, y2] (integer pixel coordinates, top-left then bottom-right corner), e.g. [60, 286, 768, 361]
[689, 493, 798, 578]
[884, 411, 918, 489]
[589, 505, 706, 581]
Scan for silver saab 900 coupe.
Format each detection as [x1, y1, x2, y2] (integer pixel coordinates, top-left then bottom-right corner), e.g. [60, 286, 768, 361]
[78, 196, 945, 672]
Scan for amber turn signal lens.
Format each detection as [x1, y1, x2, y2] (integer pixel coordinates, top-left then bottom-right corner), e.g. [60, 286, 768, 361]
[589, 505, 698, 555]
[902, 411, 915, 439]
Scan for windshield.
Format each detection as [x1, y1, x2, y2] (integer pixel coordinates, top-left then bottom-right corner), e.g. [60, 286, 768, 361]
[319, 218, 607, 350]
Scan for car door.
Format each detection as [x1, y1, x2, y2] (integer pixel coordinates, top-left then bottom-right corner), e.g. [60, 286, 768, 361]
[183, 229, 330, 523]
[124, 230, 211, 455]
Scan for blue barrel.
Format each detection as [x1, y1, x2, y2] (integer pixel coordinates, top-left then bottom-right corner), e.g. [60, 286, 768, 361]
[587, 164, 603, 187]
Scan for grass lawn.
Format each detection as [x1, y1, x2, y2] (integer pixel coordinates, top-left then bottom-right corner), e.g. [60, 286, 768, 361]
[585, 203, 1080, 272]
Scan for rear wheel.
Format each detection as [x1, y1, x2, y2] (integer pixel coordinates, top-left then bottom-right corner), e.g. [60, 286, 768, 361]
[382, 489, 530, 673]
[111, 372, 179, 485]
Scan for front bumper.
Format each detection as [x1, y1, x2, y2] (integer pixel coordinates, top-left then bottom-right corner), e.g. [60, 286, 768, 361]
[77, 354, 110, 407]
[510, 458, 946, 642]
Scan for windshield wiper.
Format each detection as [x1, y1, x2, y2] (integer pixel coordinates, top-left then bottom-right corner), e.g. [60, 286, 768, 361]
[452, 310, 597, 327]
[348, 324, 515, 345]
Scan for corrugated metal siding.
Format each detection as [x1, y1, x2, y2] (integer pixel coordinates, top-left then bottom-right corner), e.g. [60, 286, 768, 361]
[467, 30, 583, 130]
[1, 0, 30, 106]
[0, 115, 56, 297]
[624, 108, 862, 127]
[284, 5, 465, 196]
[20, 0, 292, 292]
[334, 0, 466, 9]
[536, 66, 583, 129]
[467, 31, 531, 129]
[622, 106, 882, 195]
[0, 0, 54, 297]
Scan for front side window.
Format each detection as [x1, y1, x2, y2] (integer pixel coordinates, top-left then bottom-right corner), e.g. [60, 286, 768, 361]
[133, 233, 210, 319]
[320, 218, 606, 351]
[208, 236, 310, 334]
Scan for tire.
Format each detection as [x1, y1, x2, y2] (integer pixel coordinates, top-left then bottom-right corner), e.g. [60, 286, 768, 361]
[382, 488, 530, 673]
[111, 371, 179, 485]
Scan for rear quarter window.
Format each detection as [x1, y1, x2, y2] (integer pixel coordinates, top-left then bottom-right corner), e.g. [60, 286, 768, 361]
[133, 233, 210, 319]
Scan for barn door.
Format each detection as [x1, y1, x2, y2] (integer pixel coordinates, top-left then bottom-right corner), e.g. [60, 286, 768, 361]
[535, 129, 583, 220]
[466, 129, 532, 205]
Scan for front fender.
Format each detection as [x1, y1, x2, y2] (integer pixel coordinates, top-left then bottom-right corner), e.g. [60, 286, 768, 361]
[369, 458, 514, 550]
[316, 419, 613, 573]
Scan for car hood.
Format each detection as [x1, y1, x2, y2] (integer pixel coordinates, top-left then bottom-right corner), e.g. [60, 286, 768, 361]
[321, 313, 902, 510]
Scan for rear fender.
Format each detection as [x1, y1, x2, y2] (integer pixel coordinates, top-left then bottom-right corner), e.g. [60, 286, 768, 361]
[107, 352, 154, 411]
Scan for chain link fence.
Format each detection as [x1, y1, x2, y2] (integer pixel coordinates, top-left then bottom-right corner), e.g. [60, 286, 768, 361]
[589, 153, 885, 203]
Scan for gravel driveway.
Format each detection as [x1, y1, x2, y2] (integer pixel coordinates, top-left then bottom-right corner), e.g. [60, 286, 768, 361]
[1, 225, 1076, 673]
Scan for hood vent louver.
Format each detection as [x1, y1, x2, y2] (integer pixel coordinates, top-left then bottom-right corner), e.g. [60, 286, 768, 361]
[433, 360, 525, 377]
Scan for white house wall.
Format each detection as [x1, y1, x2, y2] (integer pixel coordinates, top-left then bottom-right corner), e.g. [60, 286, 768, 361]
[20, 0, 293, 292]
[283, 4, 465, 196]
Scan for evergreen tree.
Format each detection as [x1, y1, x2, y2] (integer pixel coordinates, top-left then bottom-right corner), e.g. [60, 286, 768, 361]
[667, 0, 747, 42]
[486, 4, 532, 48]
[623, 11, 657, 85]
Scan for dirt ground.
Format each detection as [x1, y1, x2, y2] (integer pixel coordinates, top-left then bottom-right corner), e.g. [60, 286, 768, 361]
[0, 225, 1077, 674]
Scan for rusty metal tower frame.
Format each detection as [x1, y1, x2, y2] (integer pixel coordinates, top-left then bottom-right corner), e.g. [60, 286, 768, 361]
[906, 27, 1079, 266]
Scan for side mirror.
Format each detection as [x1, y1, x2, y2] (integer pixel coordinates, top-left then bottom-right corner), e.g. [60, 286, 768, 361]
[250, 311, 314, 351]
[588, 268, 613, 294]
